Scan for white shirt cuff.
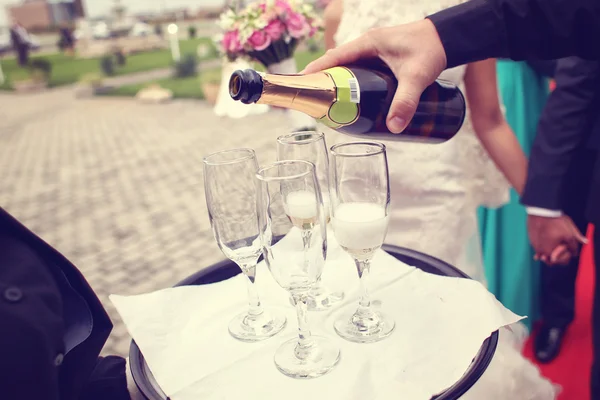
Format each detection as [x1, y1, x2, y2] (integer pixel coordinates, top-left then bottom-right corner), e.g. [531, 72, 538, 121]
[525, 207, 563, 218]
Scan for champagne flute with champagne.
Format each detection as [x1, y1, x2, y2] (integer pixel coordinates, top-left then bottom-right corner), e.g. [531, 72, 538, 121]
[329, 142, 395, 343]
[277, 131, 345, 310]
[256, 160, 340, 378]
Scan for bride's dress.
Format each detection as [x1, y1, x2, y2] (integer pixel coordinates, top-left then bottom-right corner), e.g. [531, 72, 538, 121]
[335, 0, 559, 398]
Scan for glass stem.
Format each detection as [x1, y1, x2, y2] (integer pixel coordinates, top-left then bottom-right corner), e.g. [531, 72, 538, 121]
[292, 229, 316, 360]
[301, 229, 312, 252]
[301, 229, 317, 290]
[292, 293, 315, 360]
[242, 263, 264, 318]
[309, 276, 327, 299]
[313, 275, 324, 289]
[355, 258, 372, 315]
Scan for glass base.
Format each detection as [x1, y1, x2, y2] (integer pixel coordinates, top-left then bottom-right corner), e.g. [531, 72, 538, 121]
[228, 309, 287, 342]
[274, 336, 341, 379]
[334, 309, 395, 343]
[289, 286, 345, 311]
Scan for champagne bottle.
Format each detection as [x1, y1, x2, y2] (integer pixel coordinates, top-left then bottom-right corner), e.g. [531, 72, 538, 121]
[228, 64, 466, 143]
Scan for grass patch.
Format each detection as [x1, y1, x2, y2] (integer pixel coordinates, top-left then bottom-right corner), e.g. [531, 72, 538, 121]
[0, 80, 13, 91]
[296, 49, 325, 70]
[101, 50, 325, 100]
[0, 37, 217, 89]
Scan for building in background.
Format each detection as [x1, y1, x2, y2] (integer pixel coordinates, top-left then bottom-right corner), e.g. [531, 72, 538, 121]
[72, 0, 85, 17]
[7, 0, 86, 31]
[196, 6, 224, 20]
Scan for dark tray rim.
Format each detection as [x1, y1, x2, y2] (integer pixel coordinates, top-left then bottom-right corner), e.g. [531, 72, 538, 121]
[129, 244, 499, 400]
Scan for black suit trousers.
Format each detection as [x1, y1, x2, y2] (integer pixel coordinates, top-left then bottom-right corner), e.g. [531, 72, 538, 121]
[537, 150, 600, 399]
[540, 150, 596, 327]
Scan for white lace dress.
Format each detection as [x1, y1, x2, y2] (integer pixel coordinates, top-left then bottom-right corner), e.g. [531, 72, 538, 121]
[336, 0, 510, 282]
[335, 0, 559, 398]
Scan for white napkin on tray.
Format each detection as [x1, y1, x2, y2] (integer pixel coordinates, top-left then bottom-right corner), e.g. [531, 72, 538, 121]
[110, 238, 522, 400]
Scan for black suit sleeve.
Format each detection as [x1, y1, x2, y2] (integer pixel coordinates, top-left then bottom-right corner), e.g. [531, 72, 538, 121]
[0, 234, 65, 400]
[428, 0, 600, 68]
[82, 356, 131, 400]
[521, 57, 600, 209]
[526, 59, 558, 79]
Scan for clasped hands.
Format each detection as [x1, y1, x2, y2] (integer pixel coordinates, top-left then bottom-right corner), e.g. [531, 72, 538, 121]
[527, 215, 588, 266]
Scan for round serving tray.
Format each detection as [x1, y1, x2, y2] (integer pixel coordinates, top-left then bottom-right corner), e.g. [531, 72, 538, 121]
[129, 244, 498, 400]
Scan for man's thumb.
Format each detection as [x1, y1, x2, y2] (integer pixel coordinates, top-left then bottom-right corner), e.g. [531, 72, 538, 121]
[564, 217, 589, 244]
[386, 81, 423, 134]
[572, 225, 589, 244]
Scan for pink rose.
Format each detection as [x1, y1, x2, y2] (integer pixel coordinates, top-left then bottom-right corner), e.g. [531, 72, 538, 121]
[275, 0, 292, 13]
[264, 19, 286, 41]
[247, 30, 272, 51]
[285, 12, 310, 39]
[222, 30, 242, 53]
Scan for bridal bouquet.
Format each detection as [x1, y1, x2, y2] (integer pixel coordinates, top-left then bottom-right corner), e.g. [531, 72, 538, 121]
[217, 0, 322, 68]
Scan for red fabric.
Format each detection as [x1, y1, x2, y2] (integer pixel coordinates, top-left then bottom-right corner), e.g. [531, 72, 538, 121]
[523, 225, 595, 400]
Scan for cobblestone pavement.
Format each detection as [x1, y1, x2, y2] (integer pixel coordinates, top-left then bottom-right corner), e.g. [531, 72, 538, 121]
[0, 88, 320, 356]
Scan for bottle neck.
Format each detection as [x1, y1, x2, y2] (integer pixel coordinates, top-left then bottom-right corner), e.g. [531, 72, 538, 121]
[257, 73, 337, 119]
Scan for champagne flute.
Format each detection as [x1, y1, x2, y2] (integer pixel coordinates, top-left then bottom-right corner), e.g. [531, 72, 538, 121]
[277, 131, 345, 311]
[256, 160, 340, 378]
[329, 142, 395, 343]
[203, 148, 286, 342]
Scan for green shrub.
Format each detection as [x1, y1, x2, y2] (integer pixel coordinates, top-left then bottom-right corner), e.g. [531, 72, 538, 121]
[30, 58, 52, 75]
[114, 50, 127, 66]
[173, 54, 198, 78]
[307, 39, 321, 53]
[100, 56, 115, 76]
[29, 58, 52, 81]
[188, 26, 197, 38]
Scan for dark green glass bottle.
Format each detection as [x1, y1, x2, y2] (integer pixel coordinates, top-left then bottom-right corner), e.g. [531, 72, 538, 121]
[229, 63, 466, 143]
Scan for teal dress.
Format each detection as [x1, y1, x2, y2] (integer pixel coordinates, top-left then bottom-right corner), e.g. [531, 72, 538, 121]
[477, 60, 549, 331]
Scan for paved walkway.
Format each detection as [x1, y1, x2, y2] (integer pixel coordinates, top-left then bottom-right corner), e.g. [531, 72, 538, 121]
[0, 88, 334, 356]
[102, 59, 222, 87]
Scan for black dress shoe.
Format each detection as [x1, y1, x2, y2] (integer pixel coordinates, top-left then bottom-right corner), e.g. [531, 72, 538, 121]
[534, 325, 568, 363]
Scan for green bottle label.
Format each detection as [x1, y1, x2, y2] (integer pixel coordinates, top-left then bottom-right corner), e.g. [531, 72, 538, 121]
[319, 67, 361, 129]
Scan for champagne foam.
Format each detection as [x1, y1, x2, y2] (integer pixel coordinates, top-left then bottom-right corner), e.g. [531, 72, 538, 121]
[285, 190, 318, 219]
[333, 202, 389, 250]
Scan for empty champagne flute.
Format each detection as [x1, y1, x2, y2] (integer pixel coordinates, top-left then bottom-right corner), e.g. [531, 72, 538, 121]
[256, 160, 340, 378]
[329, 142, 395, 343]
[277, 131, 345, 311]
[203, 148, 286, 342]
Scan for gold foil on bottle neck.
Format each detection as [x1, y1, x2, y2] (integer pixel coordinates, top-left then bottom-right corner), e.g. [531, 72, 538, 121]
[258, 73, 337, 119]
